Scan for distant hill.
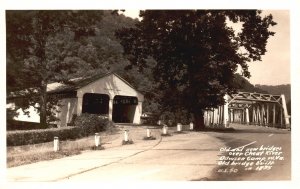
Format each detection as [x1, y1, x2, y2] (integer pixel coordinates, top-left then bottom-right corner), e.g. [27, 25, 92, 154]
[233, 74, 291, 102]
[255, 84, 291, 102]
[233, 74, 268, 93]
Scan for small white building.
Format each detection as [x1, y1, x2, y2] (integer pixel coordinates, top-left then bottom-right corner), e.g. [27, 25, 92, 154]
[10, 73, 144, 127]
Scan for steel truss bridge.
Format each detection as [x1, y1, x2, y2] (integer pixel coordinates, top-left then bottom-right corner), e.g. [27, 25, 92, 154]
[204, 92, 290, 129]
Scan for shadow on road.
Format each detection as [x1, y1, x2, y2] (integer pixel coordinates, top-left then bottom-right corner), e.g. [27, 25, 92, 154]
[195, 126, 290, 135]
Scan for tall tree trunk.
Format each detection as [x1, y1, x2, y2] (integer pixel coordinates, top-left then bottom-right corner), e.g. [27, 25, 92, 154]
[194, 110, 206, 131]
[40, 82, 47, 128]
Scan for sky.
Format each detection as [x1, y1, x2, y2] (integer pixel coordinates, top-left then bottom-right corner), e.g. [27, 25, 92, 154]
[248, 10, 290, 85]
[122, 10, 290, 86]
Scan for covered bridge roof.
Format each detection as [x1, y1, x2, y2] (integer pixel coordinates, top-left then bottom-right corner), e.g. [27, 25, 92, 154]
[49, 72, 140, 94]
[9, 72, 142, 99]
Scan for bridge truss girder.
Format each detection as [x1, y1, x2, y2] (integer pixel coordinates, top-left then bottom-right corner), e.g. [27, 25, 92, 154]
[228, 92, 282, 105]
[203, 92, 290, 129]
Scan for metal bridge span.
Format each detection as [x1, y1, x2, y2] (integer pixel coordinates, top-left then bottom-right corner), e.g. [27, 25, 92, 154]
[203, 92, 290, 129]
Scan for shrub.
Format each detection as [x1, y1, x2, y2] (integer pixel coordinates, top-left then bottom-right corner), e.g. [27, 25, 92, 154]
[160, 110, 191, 126]
[6, 120, 57, 131]
[140, 112, 159, 125]
[7, 127, 82, 146]
[7, 114, 115, 146]
[105, 120, 118, 134]
[74, 114, 110, 137]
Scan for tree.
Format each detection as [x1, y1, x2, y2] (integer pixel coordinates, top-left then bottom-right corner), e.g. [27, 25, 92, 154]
[6, 10, 104, 127]
[116, 10, 276, 130]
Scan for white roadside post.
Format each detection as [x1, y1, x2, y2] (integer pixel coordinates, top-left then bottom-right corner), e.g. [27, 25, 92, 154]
[146, 128, 151, 138]
[124, 130, 129, 142]
[281, 94, 290, 129]
[245, 107, 250, 125]
[162, 125, 168, 135]
[53, 137, 59, 152]
[95, 133, 101, 147]
[189, 122, 194, 130]
[177, 123, 182, 132]
[223, 94, 229, 128]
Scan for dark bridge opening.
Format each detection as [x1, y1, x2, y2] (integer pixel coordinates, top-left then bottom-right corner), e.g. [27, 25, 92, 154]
[82, 93, 109, 115]
[112, 95, 138, 123]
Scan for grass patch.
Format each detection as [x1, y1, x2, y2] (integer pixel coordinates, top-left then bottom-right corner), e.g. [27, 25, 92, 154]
[7, 150, 81, 168]
[143, 136, 156, 140]
[7, 131, 120, 168]
[91, 146, 105, 150]
[161, 133, 172, 137]
[173, 131, 187, 134]
[122, 140, 134, 145]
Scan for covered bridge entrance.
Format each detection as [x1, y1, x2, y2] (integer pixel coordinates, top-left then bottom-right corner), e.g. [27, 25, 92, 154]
[112, 95, 138, 123]
[82, 93, 109, 115]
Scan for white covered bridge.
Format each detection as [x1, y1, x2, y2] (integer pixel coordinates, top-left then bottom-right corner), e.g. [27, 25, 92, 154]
[204, 92, 290, 129]
[49, 73, 144, 127]
[8, 73, 144, 127]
